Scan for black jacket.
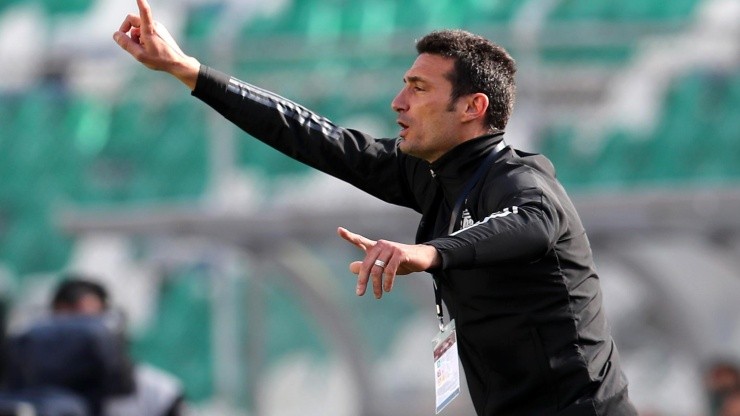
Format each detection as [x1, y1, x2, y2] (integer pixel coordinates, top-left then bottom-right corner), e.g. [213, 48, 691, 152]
[4, 314, 134, 416]
[192, 66, 637, 415]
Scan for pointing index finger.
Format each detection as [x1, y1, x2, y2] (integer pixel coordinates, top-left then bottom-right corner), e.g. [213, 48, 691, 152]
[137, 0, 154, 30]
[337, 227, 375, 252]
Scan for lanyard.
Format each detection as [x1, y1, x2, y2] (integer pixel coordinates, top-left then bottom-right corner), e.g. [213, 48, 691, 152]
[433, 139, 507, 330]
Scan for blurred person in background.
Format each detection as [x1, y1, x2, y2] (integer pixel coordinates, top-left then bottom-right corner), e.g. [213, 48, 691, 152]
[705, 359, 740, 416]
[113, 0, 638, 414]
[52, 277, 187, 416]
[1, 276, 185, 416]
[721, 388, 740, 416]
[0, 277, 134, 416]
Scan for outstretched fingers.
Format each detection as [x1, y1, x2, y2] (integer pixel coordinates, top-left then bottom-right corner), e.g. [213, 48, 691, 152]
[364, 252, 390, 299]
[357, 242, 400, 299]
[338, 227, 411, 299]
[353, 255, 391, 299]
[382, 255, 401, 293]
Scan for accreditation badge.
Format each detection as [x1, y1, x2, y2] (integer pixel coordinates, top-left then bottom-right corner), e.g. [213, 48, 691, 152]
[432, 319, 460, 414]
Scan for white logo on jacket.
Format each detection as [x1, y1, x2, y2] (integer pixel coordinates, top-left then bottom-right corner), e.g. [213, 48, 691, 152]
[451, 206, 520, 236]
[460, 209, 475, 230]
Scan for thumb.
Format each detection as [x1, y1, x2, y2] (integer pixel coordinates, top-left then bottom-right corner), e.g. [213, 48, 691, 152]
[349, 261, 362, 275]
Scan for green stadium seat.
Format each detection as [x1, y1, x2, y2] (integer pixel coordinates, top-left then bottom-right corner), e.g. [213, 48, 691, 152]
[341, 0, 396, 43]
[40, 0, 95, 16]
[241, 0, 315, 39]
[238, 136, 310, 179]
[538, 126, 597, 189]
[0, 88, 79, 275]
[550, 0, 699, 22]
[64, 96, 112, 158]
[146, 99, 209, 199]
[305, 1, 343, 44]
[543, 0, 700, 65]
[107, 97, 159, 156]
[425, 0, 467, 31]
[132, 270, 214, 401]
[0, 94, 20, 178]
[589, 129, 649, 187]
[183, 3, 225, 41]
[263, 283, 328, 362]
[0, 0, 22, 13]
[69, 95, 211, 203]
[539, 45, 634, 65]
[658, 0, 701, 20]
[663, 72, 706, 121]
[393, 0, 523, 31]
[709, 107, 740, 180]
[0, 211, 71, 275]
[466, 0, 523, 24]
[549, 0, 606, 22]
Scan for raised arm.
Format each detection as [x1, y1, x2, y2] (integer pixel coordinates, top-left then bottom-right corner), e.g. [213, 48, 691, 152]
[113, 0, 200, 90]
[112, 0, 422, 212]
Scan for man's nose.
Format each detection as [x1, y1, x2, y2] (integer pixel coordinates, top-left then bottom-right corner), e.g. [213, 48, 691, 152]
[391, 89, 407, 113]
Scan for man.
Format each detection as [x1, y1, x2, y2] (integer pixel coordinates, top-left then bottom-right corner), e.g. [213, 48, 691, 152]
[3, 277, 185, 416]
[113, 1, 637, 414]
[50, 278, 186, 416]
[3, 278, 135, 416]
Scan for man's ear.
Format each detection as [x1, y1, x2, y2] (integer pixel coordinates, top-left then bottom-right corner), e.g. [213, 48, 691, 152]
[461, 93, 489, 123]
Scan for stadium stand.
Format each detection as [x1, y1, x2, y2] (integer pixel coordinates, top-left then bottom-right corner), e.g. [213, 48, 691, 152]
[548, 0, 700, 22]
[131, 269, 214, 402]
[39, 0, 95, 17]
[540, 69, 740, 190]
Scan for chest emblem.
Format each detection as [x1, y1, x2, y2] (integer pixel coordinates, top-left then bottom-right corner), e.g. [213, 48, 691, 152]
[460, 208, 475, 230]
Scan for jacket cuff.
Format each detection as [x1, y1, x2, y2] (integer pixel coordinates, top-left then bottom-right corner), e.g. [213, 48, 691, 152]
[191, 65, 232, 100]
[425, 238, 476, 270]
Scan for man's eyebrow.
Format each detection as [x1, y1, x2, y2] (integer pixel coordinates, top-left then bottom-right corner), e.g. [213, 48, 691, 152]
[404, 76, 426, 84]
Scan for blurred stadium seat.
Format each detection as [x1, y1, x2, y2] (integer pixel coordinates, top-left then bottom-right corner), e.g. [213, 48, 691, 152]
[131, 269, 214, 402]
[39, 0, 95, 16]
[540, 69, 740, 190]
[549, 0, 700, 22]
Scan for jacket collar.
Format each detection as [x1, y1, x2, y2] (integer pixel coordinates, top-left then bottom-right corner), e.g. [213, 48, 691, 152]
[428, 132, 506, 206]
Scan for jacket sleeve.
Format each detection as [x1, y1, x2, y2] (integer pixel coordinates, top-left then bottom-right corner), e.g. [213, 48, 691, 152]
[191, 66, 419, 210]
[425, 184, 562, 269]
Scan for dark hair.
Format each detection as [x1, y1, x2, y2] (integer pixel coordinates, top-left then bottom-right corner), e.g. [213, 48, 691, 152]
[416, 29, 516, 131]
[52, 276, 109, 310]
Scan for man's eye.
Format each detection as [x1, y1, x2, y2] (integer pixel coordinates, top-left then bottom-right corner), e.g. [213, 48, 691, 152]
[413, 86, 424, 92]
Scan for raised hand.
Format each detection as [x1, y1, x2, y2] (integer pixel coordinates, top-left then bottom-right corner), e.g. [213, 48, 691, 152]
[113, 0, 200, 89]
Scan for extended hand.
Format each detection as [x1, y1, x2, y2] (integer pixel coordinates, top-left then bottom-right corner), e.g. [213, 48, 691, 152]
[113, 0, 200, 90]
[337, 227, 441, 299]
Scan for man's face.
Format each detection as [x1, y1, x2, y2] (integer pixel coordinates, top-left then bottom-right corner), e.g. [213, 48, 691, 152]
[392, 53, 464, 163]
[55, 293, 106, 315]
[76, 293, 106, 314]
